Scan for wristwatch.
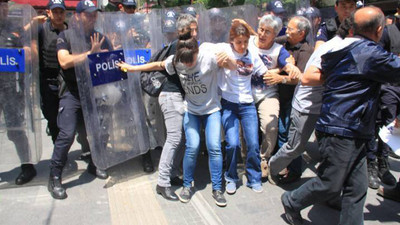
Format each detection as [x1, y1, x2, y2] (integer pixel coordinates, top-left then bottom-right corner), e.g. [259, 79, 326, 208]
[282, 76, 287, 84]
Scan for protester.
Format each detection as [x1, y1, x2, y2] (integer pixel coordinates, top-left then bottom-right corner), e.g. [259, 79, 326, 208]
[217, 21, 270, 194]
[116, 36, 235, 207]
[268, 15, 313, 185]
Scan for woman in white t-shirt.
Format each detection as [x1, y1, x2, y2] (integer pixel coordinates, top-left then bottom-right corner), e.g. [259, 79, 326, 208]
[117, 37, 236, 207]
[217, 21, 269, 194]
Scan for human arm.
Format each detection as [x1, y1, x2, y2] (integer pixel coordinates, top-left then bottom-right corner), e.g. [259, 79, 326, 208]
[57, 33, 106, 70]
[216, 52, 237, 70]
[24, 15, 47, 32]
[301, 65, 324, 86]
[116, 61, 165, 73]
[231, 18, 257, 36]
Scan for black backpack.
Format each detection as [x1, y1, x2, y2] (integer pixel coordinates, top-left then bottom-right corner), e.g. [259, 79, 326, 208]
[140, 44, 174, 97]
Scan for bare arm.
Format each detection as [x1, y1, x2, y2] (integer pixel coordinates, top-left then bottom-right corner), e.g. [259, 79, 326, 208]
[263, 71, 298, 85]
[116, 61, 165, 73]
[314, 40, 325, 51]
[58, 33, 105, 70]
[216, 52, 237, 70]
[301, 65, 324, 86]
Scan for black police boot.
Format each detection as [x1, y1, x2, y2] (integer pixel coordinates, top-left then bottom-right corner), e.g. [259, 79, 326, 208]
[15, 164, 37, 185]
[48, 175, 67, 199]
[378, 156, 396, 186]
[367, 159, 379, 189]
[87, 162, 109, 179]
[142, 151, 154, 173]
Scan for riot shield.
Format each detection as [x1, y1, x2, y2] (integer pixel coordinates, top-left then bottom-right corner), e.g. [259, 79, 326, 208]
[68, 11, 164, 170]
[199, 5, 259, 44]
[0, 3, 41, 166]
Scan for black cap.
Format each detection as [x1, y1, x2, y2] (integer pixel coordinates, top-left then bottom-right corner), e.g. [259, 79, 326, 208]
[76, 0, 98, 13]
[121, 0, 136, 7]
[266, 0, 286, 14]
[162, 19, 176, 33]
[48, 0, 66, 10]
[183, 6, 196, 17]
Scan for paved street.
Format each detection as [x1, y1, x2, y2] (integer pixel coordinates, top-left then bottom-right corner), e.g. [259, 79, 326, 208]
[0, 118, 399, 225]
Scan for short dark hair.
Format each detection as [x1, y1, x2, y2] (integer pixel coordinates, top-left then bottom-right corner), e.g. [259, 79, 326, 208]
[337, 14, 354, 38]
[174, 37, 199, 66]
[336, 0, 357, 6]
[353, 6, 385, 36]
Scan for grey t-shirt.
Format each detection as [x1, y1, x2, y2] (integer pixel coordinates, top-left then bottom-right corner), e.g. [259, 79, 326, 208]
[165, 42, 220, 115]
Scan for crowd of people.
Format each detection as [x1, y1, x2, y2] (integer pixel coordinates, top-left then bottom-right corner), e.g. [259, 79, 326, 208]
[1, 0, 400, 224]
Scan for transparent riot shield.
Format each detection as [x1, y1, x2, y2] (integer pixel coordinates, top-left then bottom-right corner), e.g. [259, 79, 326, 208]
[68, 11, 164, 170]
[0, 3, 41, 166]
[199, 5, 259, 44]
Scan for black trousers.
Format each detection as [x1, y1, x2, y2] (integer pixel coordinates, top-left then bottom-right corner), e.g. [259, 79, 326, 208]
[367, 85, 400, 160]
[40, 78, 60, 143]
[50, 91, 90, 177]
[286, 131, 368, 225]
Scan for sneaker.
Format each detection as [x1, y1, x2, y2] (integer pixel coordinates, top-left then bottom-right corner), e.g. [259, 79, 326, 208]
[178, 187, 192, 203]
[250, 183, 263, 193]
[281, 192, 304, 225]
[261, 158, 268, 178]
[226, 181, 237, 195]
[212, 190, 227, 207]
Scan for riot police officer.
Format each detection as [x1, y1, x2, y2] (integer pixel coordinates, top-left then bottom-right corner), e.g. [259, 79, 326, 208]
[39, 0, 68, 143]
[49, 0, 111, 199]
[0, 0, 37, 185]
[315, 0, 356, 49]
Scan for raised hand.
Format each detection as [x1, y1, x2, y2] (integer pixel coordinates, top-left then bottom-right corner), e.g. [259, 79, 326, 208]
[90, 33, 105, 54]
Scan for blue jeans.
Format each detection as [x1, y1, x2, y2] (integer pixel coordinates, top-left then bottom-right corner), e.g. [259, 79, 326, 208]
[277, 100, 292, 149]
[182, 110, 223, 191]
[221, 99, 261, 187]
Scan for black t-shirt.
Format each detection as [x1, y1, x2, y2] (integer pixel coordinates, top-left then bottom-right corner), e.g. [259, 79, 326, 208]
[56, 28, 113, 97]
[161, 40, 184, 94]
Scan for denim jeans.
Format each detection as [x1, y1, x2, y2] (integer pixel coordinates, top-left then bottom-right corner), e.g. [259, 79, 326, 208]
[221, 98, 261, 187]
[157, 92, 185, 187]
[182, 110, 223, 191]
[287, 131, 368, 225]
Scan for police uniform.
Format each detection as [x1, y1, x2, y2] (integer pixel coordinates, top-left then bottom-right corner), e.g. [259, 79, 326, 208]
[316, 17, 340, 42]
[50, 28, 112, 178]
[39, 19, 68, 143]
[366, 24, 400, 187]
[0, 17, 35, 184]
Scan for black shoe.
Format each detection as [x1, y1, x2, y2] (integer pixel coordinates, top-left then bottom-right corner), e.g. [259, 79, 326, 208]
[178, 187, 192, 203]
[280, 171, 301, 185]
[142, 152, 154, 173]
[388, 150, 400, 159]
[15, 164, 37, 185]
[281, 192, 303, 225]
[267, 167, 280, 185]
[87, 163, 109, 179]
[170, 176, 183, 186]
[48, 175, 67, 199]
[378, 156, 396, 186]
[212, 190, 227, 207]
[156, 185, 178, 201]
[367, 160, 379, 189]
[377, 182, 400, 202]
